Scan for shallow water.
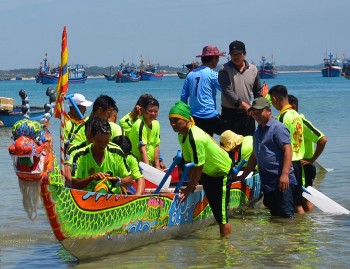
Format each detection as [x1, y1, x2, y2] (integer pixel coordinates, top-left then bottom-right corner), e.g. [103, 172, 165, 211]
[1, 74, 350, 268]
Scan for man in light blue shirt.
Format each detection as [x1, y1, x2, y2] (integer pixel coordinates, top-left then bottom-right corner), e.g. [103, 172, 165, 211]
[181, 45, 225, 136]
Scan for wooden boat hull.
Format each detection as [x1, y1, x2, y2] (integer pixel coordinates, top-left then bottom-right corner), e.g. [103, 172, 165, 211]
[322, 66, 342, 77]
[140, 70, 163, 81]
[177, 71, 187, 79]
[40, 168, 261, 260]
[117, 74, 141, 83]
[102, 73, 117, 81]
[259, 70, 278, 79]
[0, 106, 45, 127]
[39, 74, 88, 84]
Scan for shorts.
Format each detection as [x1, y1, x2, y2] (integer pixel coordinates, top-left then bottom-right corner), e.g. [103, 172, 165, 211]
[263, 186, 295, 218]
[192, 115, 222, 137]
[303, 163, 316, 187]
[201, 172, 231, 225]
[292, 160, 303, 206]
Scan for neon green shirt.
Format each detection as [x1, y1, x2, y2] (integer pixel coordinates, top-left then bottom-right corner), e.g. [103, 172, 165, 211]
[178, 125, 231, 177]
[110, 122, 125, 141]
[300, 114, 325, 159]
[126, 154, 143, 180]
[129, 117, 161, 166]
[277, 106, 305, 161]
[241, 136, 253, 163]
[71, 143, 131, 191]
[119, 112, 135, 137]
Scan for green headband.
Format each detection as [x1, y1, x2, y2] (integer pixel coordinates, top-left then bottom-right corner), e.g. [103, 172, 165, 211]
[169, 101, 191, 120]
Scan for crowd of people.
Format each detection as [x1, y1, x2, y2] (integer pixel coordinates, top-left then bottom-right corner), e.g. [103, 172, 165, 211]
[63, 40, 327, 237]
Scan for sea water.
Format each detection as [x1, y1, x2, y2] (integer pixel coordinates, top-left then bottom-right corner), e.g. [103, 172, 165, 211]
[1, 73, 350, 268]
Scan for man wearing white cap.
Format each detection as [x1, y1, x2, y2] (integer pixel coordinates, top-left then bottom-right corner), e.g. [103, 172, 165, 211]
[64, 93, 92, 143]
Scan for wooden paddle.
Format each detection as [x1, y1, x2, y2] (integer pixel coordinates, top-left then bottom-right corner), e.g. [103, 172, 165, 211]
[302, 186, 349, 214]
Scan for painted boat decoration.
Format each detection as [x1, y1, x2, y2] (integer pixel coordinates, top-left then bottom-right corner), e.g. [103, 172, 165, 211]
[259, 56, 278, 79]
[36, 54, 88, 84]
[177, 62, 199, 79]
[139, 55, 163, 81]
[321, 53, 342, 77]
[40, 159, 261, 260]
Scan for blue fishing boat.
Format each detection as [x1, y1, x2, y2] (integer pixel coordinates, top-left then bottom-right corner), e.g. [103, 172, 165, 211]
[0, 89, 48, 128]
[116, 62, 141, 83]
[139, 55, 163, 81]
[259, 56, 278, 79]
[321, 53, 342, 77]
[36, 54, 88, 84]
[0, 106, 46, 127]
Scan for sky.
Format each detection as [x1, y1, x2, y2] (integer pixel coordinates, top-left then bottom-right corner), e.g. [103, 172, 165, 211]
[0, 0, 349, 70]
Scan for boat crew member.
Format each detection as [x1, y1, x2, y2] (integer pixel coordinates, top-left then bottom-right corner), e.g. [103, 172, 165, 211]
[67, 117, 132, 193]
[288, 94, 328, 212]
[169, 101, 233, 237]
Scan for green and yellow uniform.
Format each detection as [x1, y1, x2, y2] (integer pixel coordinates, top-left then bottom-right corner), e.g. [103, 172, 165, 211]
[71, 143, 131, 193]
[129, 117, 161, 166]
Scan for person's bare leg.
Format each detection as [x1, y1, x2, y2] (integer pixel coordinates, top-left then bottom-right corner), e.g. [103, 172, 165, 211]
[219, 223, 231, 237]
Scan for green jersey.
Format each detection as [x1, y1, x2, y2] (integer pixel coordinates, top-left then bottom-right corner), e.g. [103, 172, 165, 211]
[179, 125, 232, 177]
[71, 143, 131, 191]
[126, 154, 143, 180]
[110, 122, 125, 141]
[300, 114, 325, 159]
[240, 136, 253, 163]
[129, 117, 161, 166]
[119, 112, 135, 137]
[277, 106, 305, 161]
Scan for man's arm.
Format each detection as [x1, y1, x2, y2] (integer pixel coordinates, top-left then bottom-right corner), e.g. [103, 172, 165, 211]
[180, 165, 203, 202]
[279, 143, 292, 192]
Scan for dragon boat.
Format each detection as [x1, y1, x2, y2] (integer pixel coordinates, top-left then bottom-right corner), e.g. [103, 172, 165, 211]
[39, 153, 261, 260]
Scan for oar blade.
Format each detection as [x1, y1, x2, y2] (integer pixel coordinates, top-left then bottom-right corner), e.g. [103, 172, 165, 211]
[139, 162, 171, 191]
[302, 186, 350, 215]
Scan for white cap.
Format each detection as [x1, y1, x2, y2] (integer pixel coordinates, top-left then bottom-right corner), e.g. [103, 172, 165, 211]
[69, 93, 92, 107]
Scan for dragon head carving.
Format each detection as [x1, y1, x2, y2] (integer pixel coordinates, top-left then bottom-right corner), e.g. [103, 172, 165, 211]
[8, 119, 54, 181]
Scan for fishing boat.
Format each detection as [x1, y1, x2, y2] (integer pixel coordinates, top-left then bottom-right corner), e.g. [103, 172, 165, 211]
[259, 56, 278, 79]
[342, 57, 350, 77]
[139, 55, 164, 81]
[39, 153, 261, 260]
[102, 67, 118, 81]
[177, 62, 199, 79]
[0, 89, 48, 128]
[321, 53, 342, 77]
[116, 62, 141, 83]
[0, 106, 46, 127]
[36, 54, 88, 84]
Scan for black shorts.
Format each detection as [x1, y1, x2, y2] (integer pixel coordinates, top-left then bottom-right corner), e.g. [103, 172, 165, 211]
[201, 172, 230, 225]
[303, 163, 316, 187]
[263, 186, 295, 218]
[292, 160, 303, 206]
[192, 115, 222, 137]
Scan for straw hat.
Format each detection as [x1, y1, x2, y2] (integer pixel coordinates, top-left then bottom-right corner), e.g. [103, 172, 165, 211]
[220, 130, 244, 151]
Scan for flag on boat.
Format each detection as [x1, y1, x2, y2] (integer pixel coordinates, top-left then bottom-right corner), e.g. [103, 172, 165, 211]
[54, 26, 69, 119]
